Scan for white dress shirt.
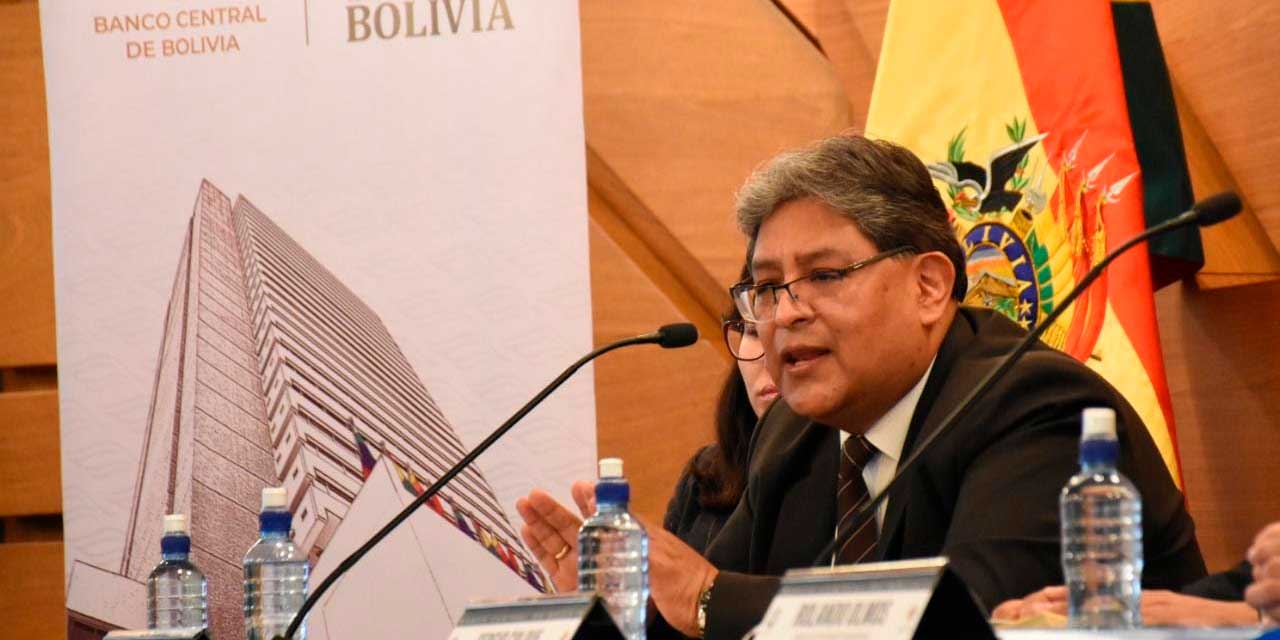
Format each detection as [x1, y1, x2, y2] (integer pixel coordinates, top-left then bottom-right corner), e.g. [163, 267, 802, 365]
[838, 357, 936, 534]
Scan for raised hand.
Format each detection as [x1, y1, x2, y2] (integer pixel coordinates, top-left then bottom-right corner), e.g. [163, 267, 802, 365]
[516, 487, 588, 593]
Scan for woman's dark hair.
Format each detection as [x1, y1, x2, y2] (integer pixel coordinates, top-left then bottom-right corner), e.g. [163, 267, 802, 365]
[691, 264, 760, 510]
[690, 355, 757, 509]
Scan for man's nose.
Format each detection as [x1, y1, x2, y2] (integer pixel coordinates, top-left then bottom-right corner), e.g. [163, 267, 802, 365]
[772, 286, 812, 327]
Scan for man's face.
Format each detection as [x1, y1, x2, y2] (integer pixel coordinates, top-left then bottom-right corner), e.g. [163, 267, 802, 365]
[751, 198, 927, 431]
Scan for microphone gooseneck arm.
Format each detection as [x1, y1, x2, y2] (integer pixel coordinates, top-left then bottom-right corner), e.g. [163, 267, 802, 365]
[811, 193, 1239, 566]
[277, 325, 698, 640]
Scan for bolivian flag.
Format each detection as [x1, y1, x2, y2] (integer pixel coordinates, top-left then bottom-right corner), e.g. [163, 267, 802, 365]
[866, 0, 1198, 483]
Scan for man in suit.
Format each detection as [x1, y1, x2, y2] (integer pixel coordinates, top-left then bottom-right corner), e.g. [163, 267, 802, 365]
[516, 134, 1205, 638]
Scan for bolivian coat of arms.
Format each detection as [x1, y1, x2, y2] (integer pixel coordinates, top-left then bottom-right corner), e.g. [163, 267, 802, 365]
[928, 118, 1136, 361]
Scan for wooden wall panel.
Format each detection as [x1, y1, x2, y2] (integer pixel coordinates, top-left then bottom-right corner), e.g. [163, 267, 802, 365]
[1174, 84, 1280, 289]
[580, 0, 853, 289]
[0, 2, 65, 637]
[1154, 1, 1280, 250]
[588, 207, 730, 522]
[0, 390, 61, 518]
[778, 0, 886, 123]
[1157, 280, 1280, 572]
[586, 148, 728, 348]
[0, 0, 56, 368]
[0, 542, 64, 639]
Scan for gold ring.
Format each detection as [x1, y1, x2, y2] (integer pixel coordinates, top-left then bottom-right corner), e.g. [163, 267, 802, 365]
[554, 544, 571, 560]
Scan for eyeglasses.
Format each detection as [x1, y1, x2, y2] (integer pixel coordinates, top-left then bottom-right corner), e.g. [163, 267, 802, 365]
[730, 246, 915, 322]
[722, 319, 764, 361]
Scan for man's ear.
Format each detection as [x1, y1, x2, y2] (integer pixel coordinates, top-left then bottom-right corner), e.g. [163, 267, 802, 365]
[914, 252, 956, 325]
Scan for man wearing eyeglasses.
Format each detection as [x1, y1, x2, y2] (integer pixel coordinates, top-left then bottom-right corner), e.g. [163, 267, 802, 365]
[517, 134, 1205, 639]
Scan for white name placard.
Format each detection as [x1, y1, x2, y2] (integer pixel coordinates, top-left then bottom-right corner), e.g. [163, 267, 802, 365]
[448, 619, 583, 640]
[448, 593, 623, 640]
[759, 589, 932, 639]
[753, 557, 994, 640]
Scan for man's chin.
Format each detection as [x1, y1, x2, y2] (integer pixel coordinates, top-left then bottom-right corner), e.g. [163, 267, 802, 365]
[779, 390, 841, 423]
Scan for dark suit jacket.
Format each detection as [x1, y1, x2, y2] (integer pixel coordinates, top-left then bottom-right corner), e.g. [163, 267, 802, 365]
[664, 445, 735, 555]
[1182, 560, 1252, 601]
[692, 307, 1206, 640]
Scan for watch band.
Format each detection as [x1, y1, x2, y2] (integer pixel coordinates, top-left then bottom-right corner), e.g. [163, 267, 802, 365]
[696, 578, 715, 638]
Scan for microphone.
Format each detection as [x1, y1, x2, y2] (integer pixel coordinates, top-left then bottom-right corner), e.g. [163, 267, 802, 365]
[276, 323, 699, 639]
[647, 322, 700, 348]
[811, 192, 1240, 566]
[1185, 191, 1242, 227]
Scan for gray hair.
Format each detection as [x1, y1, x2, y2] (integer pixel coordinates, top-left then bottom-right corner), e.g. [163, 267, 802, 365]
[735, 135, 967, 301]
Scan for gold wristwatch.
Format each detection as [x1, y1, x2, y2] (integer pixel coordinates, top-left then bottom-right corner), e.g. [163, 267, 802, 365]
[696, 579, 715, 637]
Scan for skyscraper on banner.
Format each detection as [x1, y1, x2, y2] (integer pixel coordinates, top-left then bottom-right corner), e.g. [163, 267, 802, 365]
[67, 180, 544, 639]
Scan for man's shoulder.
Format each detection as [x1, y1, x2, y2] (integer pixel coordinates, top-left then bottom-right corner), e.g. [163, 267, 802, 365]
[931, 307, 1137, 442]
[952, 306, 1118, 398]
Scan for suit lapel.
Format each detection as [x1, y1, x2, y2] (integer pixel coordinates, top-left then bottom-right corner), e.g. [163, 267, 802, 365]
[874, 309, 981, 560]
[745, 403, 839, 572]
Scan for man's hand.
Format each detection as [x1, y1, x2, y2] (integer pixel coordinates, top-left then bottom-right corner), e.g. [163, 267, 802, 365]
[993, 585, 1258, 627]
[1140, 590, 1257, 627]
[991, 585, 1066, 622]
[516, 481, 596, 593]
[517, 482, 716, 636]
[634, 515, 718, 637]
[1247, 521, 1280, 623]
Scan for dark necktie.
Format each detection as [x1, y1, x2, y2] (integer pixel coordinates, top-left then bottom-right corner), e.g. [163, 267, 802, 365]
[835, 434, 879, 565]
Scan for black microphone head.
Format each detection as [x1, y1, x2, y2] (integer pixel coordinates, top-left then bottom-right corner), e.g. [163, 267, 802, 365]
[1192, 191, 1242, 227]
[657, 323, 698, 348]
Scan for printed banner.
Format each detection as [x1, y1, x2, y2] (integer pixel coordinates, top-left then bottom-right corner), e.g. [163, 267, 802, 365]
[41, 2, 595, 638]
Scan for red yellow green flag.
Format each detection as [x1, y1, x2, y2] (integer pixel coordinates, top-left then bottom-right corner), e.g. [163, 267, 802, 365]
[866, 0, 1187, 483]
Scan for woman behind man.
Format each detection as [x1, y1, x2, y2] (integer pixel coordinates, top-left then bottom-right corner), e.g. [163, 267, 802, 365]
[663, 306, 777, 553]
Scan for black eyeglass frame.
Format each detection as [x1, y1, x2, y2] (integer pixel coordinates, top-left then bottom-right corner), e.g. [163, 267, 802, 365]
[721, 318, 765, 362]
[729, 246, 916, 322]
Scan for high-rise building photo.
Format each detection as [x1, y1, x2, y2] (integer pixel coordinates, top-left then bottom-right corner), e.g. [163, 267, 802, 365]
[65, 181, 545, 639]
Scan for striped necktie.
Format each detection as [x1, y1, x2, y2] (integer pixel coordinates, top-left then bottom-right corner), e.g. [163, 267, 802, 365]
[835, 434, 879, 565]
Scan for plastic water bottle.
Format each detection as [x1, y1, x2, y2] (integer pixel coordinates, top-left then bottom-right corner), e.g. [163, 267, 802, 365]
[146, 514, 209, 630]
[578, 458, 649, 640]
[244, 487, 310, 640]
[1060, 407, 1143, 629]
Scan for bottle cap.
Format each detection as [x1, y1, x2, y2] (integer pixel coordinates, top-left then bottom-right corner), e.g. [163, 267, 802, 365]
[262, 487, 288, 510]
[1081, 407, 1117, 440]
[598, 457, 623, 479]
[162, 513, 188, 535]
